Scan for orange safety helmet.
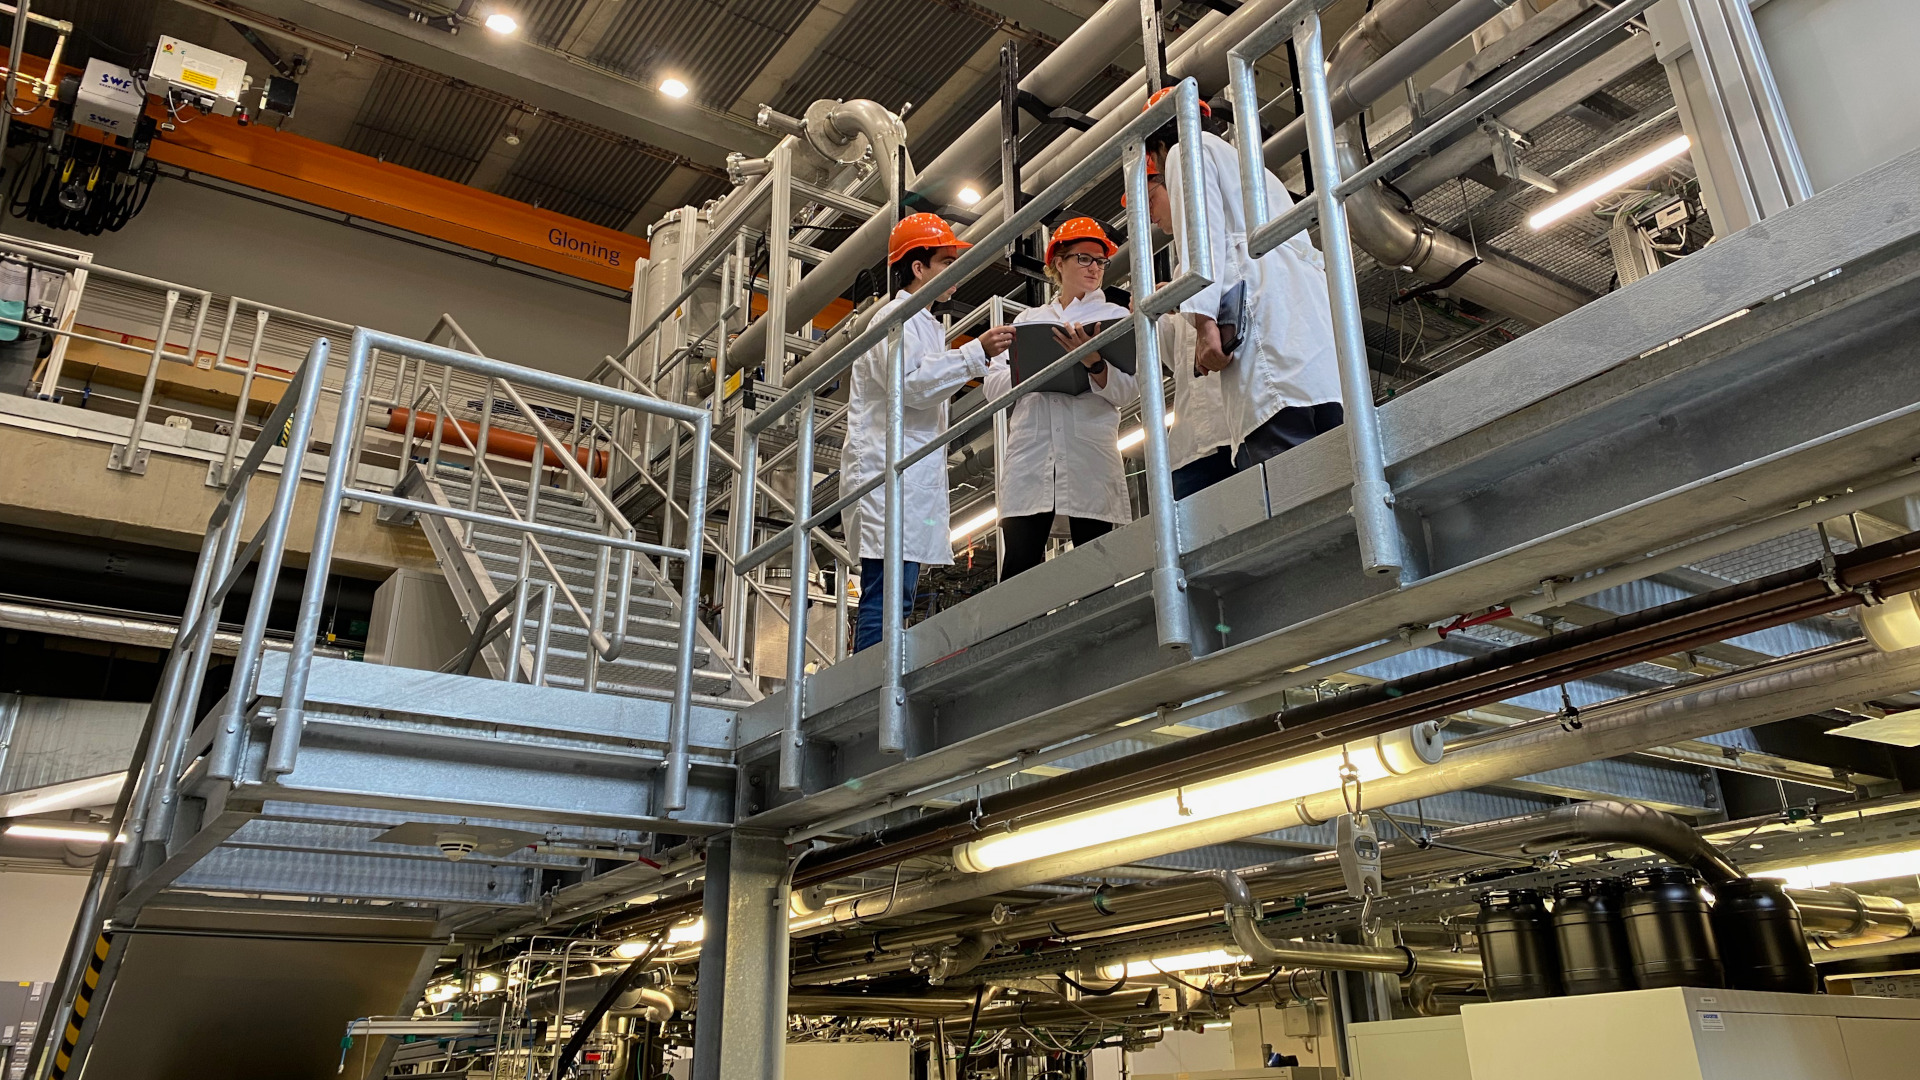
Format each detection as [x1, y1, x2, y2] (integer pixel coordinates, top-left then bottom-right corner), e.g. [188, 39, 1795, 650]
[1120, 155, 1160, 207]
[1045, 217, 1119, 263]
[888, 212, 973, 265]
[1144, 85, 1212, 116]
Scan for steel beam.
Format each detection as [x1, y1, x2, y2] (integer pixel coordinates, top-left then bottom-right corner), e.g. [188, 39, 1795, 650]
[218, 0, 766, 168]
[710, 832, 791, 1080]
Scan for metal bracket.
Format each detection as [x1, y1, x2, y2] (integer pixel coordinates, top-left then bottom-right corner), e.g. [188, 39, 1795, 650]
[107, 443, 149, 475]
[1483, 120, 1559, 193]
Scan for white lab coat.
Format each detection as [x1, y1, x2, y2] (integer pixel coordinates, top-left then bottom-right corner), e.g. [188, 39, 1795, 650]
[1157, 311, 1234, 471]
[981, 290, 1139, 523]
[1166, 131, 1341, 456]
[842, 291, 991, 566]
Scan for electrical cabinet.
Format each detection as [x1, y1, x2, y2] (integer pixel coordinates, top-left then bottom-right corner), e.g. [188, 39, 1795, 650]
[1347, 1014, 1472, 1080]
[1460, 987, 1920, 1080]
[365, 568, 470, 671]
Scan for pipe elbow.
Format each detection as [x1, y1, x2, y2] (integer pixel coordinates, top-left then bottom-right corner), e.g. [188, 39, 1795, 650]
[1524, 801, 1743, 884]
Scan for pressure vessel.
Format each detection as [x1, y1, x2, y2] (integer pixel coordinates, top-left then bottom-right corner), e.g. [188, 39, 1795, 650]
[1477, 887, 1561, 1000]
[1712, 877, 1818, 994]
[1552, 878, 1636, 995]
[1622, 866, 1724, 989]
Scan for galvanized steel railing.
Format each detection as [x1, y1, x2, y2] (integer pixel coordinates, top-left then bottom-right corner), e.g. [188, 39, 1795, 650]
[728, 78, 1217, 790]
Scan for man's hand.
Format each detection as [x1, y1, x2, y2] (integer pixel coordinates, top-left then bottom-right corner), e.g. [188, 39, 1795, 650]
[1194, 315, 1232, 373]
[977, 324, 1016, 356]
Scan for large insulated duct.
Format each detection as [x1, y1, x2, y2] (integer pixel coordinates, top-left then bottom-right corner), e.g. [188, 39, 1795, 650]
[1309, 0, 1590, 324]
[1211, 868, 1486, 979]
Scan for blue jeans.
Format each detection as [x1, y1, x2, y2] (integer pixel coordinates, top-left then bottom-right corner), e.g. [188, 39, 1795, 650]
[855, 558, 921, 652]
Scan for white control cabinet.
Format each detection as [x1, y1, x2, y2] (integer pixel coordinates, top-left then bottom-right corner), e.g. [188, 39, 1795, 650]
[1460, 987, 1920, 1080]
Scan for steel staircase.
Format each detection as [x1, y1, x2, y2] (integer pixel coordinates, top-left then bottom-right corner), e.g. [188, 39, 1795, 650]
[410, 463, 756, 706]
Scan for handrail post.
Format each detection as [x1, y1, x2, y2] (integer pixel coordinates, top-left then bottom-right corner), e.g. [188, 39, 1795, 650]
[216, 308, 270, 487]
[878, 322, 909, 754]
[268, 330, 373, 777]
[426, 363, 453, 476]
[463, 378, 497, 545]
[1125, 138, 1192, 655]
[778, 392, 816, 791]
[531, 581, 556, 686]
[662, 412, 714, 812]
[1293, 10, 1406, 579]
[109, 288, 178, 474]
[215, 339, 334, 780]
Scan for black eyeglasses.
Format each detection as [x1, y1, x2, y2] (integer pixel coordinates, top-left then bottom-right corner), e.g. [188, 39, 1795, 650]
[1061, 252, 1111, 269]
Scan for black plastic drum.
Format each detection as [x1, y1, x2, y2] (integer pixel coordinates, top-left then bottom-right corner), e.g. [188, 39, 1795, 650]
[1477, 887, 1561, 1000]
[1552, 878, 1636, 996]
[1712, 876, 1818, 994]
[1622, 866, 1724, 989]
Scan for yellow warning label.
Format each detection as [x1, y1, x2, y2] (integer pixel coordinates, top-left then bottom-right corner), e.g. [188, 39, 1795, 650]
[724, 370, 743, 398]
[180, 67, 219, 91]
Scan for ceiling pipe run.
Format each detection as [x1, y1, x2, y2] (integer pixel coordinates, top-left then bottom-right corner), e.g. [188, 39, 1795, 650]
[787, 639, 1920, 930]
[1210, 868, 1486, 980]
[726, 0, 1146, 379]
[0, 599, 349, 658]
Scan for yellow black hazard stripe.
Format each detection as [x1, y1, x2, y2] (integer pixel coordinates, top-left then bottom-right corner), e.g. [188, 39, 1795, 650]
[49, 932, 111, 1079]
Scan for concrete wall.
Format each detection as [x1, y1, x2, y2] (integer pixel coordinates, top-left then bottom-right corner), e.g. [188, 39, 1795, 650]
[0, 869, 88, 982]
[3, 177, 630, 377]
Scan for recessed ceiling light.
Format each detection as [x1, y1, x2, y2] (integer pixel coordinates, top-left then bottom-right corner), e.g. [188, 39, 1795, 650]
[957, 185, 981, 206]
[484, 12, 518, 33]
[660, 78, 690, 99]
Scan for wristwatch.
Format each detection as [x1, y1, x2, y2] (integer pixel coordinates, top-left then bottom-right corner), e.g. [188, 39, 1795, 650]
[1085, 358, 1108, 375]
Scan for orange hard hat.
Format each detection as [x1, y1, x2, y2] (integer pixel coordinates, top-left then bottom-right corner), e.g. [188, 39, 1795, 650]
[1144, 86, 1212, 116]
[1045, 217, 1118, 263]
[888, 212, 972, 265]
[1120, 156, 1159, 207]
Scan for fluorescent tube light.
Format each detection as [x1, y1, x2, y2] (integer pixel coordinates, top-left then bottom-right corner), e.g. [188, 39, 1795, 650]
[1117, 411, 1175, 452]
[1097, 948, 1251, 980]
[4, 822, 118, 843]
[1529, 135, 1691, 230]
[953, 724, 1439, 873]
[951, 505, 998, 543]
[1765, 848, 1920, 889]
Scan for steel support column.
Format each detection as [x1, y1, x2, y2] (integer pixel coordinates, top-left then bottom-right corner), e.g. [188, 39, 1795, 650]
[711, 831, 792, 1080]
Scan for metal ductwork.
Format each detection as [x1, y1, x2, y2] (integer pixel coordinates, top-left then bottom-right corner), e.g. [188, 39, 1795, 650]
[1310, 0, 1591, 325]
[1509, 800, 1744, 883]
[0, 599, 349, 658]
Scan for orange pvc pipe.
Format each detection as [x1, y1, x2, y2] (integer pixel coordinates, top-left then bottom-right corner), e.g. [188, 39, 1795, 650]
[384, 407, 608, 477]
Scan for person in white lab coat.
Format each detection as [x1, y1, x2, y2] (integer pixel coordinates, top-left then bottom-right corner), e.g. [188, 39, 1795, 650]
[982, 217, 1138, 581]
[1145, 89, 1344, 492]
[843, 213, 1017, 652]
[1136, 156, 1234, 499]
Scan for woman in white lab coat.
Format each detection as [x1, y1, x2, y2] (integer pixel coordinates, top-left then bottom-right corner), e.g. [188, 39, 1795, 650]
[843, 213, 1016, 650]
[1146, 90, 1344, 484]
[982, 217, 1139, 581]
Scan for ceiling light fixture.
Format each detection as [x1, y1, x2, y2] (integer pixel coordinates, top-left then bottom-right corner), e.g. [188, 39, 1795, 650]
[950, 505, 998, 543]
[1528, 134, 1692, 230]
[1116, 411, 1175, 452]
[952, 724, 1441, 873]
[668, 918, 705, 944]
[483, 12, 518, 33]
[1096, 948, 1251, 980]
[1765, 848, 1920, 889]
[957, 185, 982, 206]
[4, 822, 120, 843]
[613, 939, 649, 959]
[660, 78, 690, 99]
[475, 974, 502, 992]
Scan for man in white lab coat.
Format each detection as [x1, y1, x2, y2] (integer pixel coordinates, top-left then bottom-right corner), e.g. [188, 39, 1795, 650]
[1137, 156, 1234, 499]
[842, 213, 1016, 652]
[1145, 90, 1343, 492]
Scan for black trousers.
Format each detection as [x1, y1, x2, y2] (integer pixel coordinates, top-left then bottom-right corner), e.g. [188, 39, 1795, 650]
[1169, 401, 1345, 500]
[998, 512, 1114, 581]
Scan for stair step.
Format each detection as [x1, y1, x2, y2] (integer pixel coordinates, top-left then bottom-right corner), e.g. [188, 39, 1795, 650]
[539, 642, 728, 681]
[484, 569, 674, 610]
[533, 620, 709, 665]
[539, 670, 751, 709]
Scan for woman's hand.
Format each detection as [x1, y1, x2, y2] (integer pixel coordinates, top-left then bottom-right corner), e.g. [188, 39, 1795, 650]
[1054, 323, 1108, 387]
